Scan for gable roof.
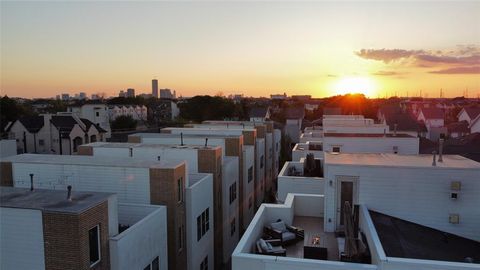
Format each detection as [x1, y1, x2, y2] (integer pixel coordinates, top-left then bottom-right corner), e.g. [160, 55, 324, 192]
[249, 107, 269, 118]
[419, 108, 444, 120]
[6, 116, 45, 133]
[80, 118, 107, 133]
[460, 107, 480, 120]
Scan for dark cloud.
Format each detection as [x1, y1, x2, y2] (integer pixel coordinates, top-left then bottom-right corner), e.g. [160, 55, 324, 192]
[355, 49, 423, 63]
[429, 66, 480, 74]
[357, 45, 480, 74]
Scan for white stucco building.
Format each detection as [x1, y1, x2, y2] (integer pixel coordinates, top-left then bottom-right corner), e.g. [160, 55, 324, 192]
[67, 103, 111, 138]
[108, 104, 148, 121]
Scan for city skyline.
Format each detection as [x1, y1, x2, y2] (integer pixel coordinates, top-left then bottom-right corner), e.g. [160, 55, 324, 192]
[1, 1, 479, 99]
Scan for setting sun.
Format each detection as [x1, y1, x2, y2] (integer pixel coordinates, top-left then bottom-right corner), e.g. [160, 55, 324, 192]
[333, 77, 378, 97]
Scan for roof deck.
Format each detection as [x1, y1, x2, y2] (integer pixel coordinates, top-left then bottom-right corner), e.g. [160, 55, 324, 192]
[0, 186, 112, 214]
[325, 152, 480, 169]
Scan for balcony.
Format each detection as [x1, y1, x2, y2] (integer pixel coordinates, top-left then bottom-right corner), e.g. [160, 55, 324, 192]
[277, 160, 324, 202]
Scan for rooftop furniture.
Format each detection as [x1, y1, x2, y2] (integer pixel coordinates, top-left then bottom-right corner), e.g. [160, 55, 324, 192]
[304, 232, 328, 260]
[256, 238, 286, 256]
[264, 220, 304, 245]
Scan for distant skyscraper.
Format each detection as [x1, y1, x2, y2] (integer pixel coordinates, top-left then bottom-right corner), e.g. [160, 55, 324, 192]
[61, 93, 70, 101]
[79, 92, 87, 100]
[126, 88, 135, 97]
[160, 88, 173, 99]
[152, 79, 158, 98]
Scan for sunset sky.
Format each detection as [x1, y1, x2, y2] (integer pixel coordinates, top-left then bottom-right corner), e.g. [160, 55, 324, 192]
[1, 1, 479, 99]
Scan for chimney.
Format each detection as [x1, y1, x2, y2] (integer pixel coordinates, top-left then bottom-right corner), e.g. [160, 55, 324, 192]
[438, 138, 444, 162]
[393, 124, 397, 136]
[205, 138, 208, 148]
[432, 151, 437, 166]
[67, 185, 72, 201]
[180, 132, 184, 146]
[29, 174, 34, 191]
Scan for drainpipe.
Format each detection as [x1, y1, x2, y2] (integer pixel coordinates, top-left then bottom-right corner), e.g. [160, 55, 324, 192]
[23, 132, 27, 152]
[58, 129, 63, 155]
[33, 133, 37, 153]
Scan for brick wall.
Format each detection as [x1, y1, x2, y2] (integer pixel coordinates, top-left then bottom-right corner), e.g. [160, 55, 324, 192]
[0, 161, 13, 187]
[150, 164, 187, 270]
[42, 201, 110, 270]
[197, 148, 223, 270]
[225, 137, 245, 232]
[77, 146, 93, 156]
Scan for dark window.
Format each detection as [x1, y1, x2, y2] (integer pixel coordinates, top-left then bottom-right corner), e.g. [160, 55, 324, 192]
[197, 208, 210, 241]
[178, 225, 184, 252]
[96, 112, 100, 117]
[260, 155, 264, 168]
[177, 177, 184, 203]
[248, 167, 253, 183]
[229, 183, 237, 204]
[129, 148, 133, 157]
[152, 256, 159, 270]
[249, 196, 253, 209]
[39, 139, 45, 146]
[332, 146, 341, 153]
[200, 256, 208, 270]
[88, 225, 100, 266]
[230, 218, 236, 236]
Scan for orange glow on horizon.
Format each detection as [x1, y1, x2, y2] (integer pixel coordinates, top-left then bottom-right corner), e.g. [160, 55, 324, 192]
[332, 76, 378, 98]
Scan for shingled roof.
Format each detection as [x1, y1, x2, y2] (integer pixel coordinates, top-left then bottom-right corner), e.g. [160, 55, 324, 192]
[379, 105, 427, 132]
[5, 116, 45, 133]
[419, 108, 444, 119]
[249, 107, 269, 118]
[459, 107, 480, 120]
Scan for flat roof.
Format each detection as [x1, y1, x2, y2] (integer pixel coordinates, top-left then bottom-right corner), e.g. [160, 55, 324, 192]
[325, 152, 480, 169]
[188, 173, 210, 187]
[0, 186, 112, 214]
[86, 142, 221, 151]
[131, 133, 242, 139]
[163, 127, 256, 132]
[370, 210, 480, 264]
[2, 154, 184, 169]
[324, 133, 415, 138]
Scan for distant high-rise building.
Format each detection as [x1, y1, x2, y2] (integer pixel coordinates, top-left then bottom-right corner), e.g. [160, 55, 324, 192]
[152, 79, 159, 98]
[160, 88, 173, 99]
[61, 93, 70, 101]
[119, 90, 126, 97]
[79, 92, 87, 100]
[126, 88, 135, 97]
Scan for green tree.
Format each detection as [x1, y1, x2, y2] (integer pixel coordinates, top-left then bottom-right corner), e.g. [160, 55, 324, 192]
[179, 95, 235, 122]
[111, 115, 137, 131]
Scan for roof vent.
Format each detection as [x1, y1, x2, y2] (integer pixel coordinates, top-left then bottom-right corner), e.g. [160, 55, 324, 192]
[180, 132, 184, 146]
[432, 151, 437, 166]
[393, 124, 397, 136]
[438, 138, 444, 162]
[67, 185, 72, 201]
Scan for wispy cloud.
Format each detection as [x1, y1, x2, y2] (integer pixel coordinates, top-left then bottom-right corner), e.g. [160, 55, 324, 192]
[356, 45, 480, 74]
[429, 66, 480, 74]
[371, 70, 403, 76]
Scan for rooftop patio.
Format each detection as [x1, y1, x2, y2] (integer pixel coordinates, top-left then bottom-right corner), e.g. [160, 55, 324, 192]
[286, 216, 339, 261]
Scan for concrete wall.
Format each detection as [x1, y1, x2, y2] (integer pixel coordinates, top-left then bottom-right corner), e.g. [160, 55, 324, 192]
[243, 146, 256, 229]
[186, 174, 214, 270]
[0, 140, 17, 158]
[323, 136, 419, 155]
[12, 163, 152, 204]
[273, 129, 282, 175]
[0, 207, 45, 270]
[255, 139, 266, 207]
[325, 164, 480, 240]
[278, 175, 325, 202]
[110, 204, 168, 270]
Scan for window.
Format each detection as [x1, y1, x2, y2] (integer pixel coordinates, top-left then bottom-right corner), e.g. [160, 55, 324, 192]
[248, 166, 253, 183]
[248, 196, 253, 209]
[144, 256, 159, 270]
[177, 177, 184, 203]
[39, 139, 45, 146]
[96, 112, 100, 117]
[197, 208, 210, 241]
[269, 148, 273, 158]
[129, 148, 133, 157]
[260, 155, 264, 169]
[88, 225, 101, 266]
[393, 146, 399, 154]
[200, 256, 208, 270]
[229, 183, 237, 204]
[230, 218, 236, 236]
[178, 225, 184, 252]
[276, 142, 279, 151]
[332, 146, 341, 153]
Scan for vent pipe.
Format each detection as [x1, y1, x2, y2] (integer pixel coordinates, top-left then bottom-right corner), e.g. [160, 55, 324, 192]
[205, 138, 208, 148]
[438, 138, 444, 162]
[67, 185, 72, 201]
[383, 129, 386, 137]
[432, 151, 437, 166]
[393, 124, 397, 136]
[180, 132, 184, 146]
[29, 174, 34, 191]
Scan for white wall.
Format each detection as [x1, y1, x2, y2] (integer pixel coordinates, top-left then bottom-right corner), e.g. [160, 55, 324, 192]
[265, 133, 273, 192]
[110, 204, 168, 270]
[139, 136, 227, 156]
[325, 164, 480, 240]
[0, 140, 17, 158]
[186, 174, 214, 270]
[223, 157, 240, 264]
[323, 136, 419, 155]
[0, 207, 45, 270]
[243, 146, 256, 229]
[273, 129, 282, 175]
[12, 163, 152, 204]
[255, 139, 266, 207]
[278, 176, 325, 202]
